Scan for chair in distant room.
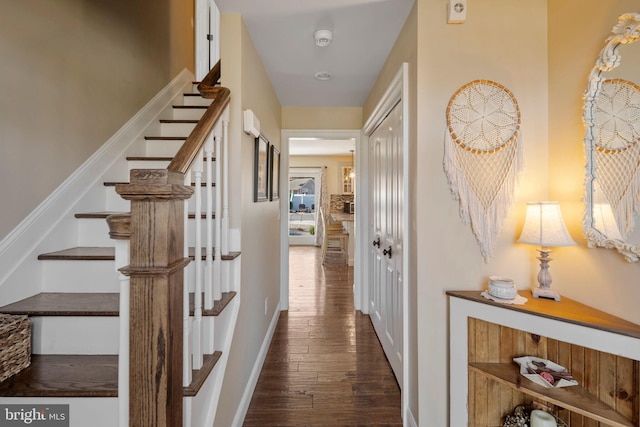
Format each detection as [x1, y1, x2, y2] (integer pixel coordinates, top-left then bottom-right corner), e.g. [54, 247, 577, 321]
[320, 208, 348, 264]
[298, 203, 307, 213]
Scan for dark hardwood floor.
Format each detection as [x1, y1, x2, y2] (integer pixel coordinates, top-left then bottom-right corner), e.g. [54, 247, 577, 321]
[243, 246, 402, 426]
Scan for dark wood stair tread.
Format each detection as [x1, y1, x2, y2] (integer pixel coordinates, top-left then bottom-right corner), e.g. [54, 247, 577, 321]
[0, 291, 236, 318]
[75, 211, 214, 219]
[38, 247, 114, 260]
[125, 156, 174, 161]
[38, 247, 239, 261]
[189, 291, 236, 316]
[0, 355, 118, 397]
[172, 105, 207, 109]
[159, 119, 199, 123]
[184, 352, 222, 396]
[74, 211, 124, 219]
[0, 353, 222, 398]
[104, 181, 215, 187]
[142, 136, 186, 141]
[0, 293, 119, 316]
[188, 248, 241, 261]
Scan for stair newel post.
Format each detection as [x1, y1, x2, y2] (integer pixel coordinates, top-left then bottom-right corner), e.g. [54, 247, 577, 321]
[106, 213, 131, 427]
[116, 169, 193, 427]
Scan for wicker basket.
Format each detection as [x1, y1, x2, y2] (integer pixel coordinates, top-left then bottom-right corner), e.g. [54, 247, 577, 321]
[0, 314, 31, 383]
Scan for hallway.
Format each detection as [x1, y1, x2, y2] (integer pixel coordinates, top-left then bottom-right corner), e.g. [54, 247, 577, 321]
[243, 246, 402, 426]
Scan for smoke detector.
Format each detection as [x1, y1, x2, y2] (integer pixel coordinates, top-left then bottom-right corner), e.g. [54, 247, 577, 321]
[314, 71, 334, 81]
[314, 29, 333, 47]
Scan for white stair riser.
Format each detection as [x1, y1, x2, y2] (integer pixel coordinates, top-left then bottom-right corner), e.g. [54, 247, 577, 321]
[127, 159, 171, 170]
[104, 187, 218, 217]
[31, 316, 119, 355]
[105, 188, 130, 212]
[77, 219, 112, 247]
[172, 107, 208, 120]
[145, 139, 185, 157]
[0, 397, 118, 427]
[182, 95, 212, 107]
[42, 261, 119, 293]
[160, 122, 196, 136]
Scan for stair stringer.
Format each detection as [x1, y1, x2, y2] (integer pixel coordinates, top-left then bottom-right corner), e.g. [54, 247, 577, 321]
[186, 255, 241, 427]
[0, 69, 195, 306]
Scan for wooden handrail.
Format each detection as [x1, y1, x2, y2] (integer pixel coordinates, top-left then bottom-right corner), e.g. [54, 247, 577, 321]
[167, 61, 230, 176]
[197, 60, 221, 99]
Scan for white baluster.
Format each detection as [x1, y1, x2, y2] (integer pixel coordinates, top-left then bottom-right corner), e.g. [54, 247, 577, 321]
[221, 115, 230, 294]
[222, 115, 230, 256]
[115, 239, 129, 427]
[214, 131, 222, 302]
[205, 133, 215, 309]
[183, 174, 193, 386]
[192, 151, 204, 370]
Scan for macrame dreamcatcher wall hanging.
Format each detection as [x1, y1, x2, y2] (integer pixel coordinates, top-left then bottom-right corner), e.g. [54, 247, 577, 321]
[592, 78, 640, 238]
[444, 80, 523, 261]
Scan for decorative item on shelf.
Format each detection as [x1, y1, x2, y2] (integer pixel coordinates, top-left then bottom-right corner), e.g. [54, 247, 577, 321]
[513, 356, 578, 388]
[481, 275, 528, 304]
[530, 409, 558, 427]
[444, 80, 523, 262]
[518, 202, 575, 301]
[503, 404, 530, 427]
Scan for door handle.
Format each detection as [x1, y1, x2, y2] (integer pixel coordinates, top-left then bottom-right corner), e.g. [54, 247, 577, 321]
[383, 246, 393, 259]
[372, 237, 381, 248]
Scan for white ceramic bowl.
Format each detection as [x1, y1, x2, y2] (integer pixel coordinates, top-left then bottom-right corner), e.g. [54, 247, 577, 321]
[488, 275, 514, 287]
[488, 280, 517, 300]
[530, 409, 557, 427]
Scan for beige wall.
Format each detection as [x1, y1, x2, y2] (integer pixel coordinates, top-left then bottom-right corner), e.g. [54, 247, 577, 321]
[415, 0, 548, 424]
[290, 155, 352, 195]
[0, 0, 194, 239]
[215, 14, 282, 427]
[282, 106, 363, 129]
[548, 2, 640, 323]
[363, 2, 418, 422]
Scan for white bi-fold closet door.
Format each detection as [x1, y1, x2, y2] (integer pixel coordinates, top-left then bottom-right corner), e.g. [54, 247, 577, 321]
[369, 99, 403, 384]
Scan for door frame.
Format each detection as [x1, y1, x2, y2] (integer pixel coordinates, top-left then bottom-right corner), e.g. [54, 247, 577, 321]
[195, 0, 220, 80]
[362, 63, 410, 422]
[279, 129, 364, 311]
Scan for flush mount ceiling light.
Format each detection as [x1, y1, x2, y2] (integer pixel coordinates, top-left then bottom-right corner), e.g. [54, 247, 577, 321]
[314, 71, 334, 81]
[314, 29, 333, 47]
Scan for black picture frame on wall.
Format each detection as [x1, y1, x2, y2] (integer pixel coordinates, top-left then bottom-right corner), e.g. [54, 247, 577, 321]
[254, 134, 269, 202]
[270, 145, 280, 201]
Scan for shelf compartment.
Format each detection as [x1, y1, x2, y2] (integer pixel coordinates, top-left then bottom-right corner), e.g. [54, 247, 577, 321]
[469, 362, 635, 427]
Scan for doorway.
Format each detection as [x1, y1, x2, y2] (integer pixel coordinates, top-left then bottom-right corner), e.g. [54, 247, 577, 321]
[279, 130, 363, 311]
[288, 169, 321, 246]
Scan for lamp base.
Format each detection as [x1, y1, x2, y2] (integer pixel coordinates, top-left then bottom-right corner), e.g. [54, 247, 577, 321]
[532, 286, 561, 301]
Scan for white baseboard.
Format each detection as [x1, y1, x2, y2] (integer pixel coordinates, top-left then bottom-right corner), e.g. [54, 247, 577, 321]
[405, 406, 418, 427]
[0, 69, 194, 301]
[231, 302, 281, 427]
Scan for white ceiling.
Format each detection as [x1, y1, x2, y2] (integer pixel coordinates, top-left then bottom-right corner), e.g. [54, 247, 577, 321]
[289, 138, 356, 156]
[214, 0, 414, 107]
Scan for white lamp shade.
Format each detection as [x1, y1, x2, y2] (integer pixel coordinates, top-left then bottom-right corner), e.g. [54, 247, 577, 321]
[518, 202, 575, 247]
[593, 203, 623, 240]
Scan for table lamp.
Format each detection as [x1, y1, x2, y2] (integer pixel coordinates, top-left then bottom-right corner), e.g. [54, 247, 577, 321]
[518, 202, 575, 301]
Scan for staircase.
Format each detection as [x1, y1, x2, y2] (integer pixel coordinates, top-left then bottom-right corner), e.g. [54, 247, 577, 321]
[0, 65, 239, 427]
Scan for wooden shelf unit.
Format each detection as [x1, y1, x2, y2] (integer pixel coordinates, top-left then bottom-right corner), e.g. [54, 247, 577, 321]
[448, 291, 640, 427]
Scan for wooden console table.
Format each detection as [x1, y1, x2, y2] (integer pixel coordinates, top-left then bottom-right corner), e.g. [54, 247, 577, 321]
[448, 290, 640, 427]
